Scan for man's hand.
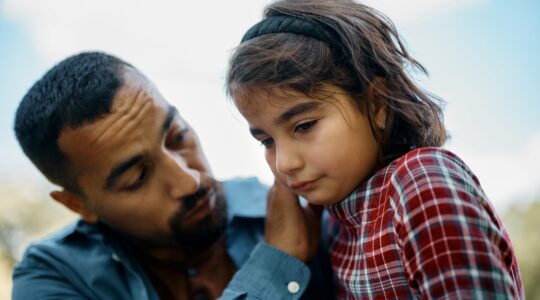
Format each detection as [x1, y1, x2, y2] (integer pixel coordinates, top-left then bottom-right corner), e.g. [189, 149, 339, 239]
[265, 180, 323, 262]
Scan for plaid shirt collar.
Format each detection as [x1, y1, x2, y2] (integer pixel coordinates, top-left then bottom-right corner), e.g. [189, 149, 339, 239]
[327, 152, 398, 228]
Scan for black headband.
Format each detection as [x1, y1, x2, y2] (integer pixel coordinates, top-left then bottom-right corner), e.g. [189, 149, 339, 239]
[241, 15, 342, 50]
[240, 15, 369, 82]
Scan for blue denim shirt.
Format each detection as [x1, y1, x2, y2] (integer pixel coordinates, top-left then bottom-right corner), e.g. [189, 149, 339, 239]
[12, 177, 334, 299]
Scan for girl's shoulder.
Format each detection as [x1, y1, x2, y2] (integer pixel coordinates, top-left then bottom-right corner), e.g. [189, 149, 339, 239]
[386, 147, 480, 189]
[393, 147, 467, 169]
[382, 147, 489, 224]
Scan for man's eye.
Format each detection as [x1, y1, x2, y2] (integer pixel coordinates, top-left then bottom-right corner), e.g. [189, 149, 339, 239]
[295, 120, 317, 133]
[126, 167, 148, 191]
[167, 128, 189, 147]
[260, 137, 274, 149]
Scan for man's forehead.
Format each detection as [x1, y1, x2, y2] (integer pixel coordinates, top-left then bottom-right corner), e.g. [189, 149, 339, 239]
[58, 89, 170, 169]
[112, 69, 165, 111]
[116, 66, 188, 122]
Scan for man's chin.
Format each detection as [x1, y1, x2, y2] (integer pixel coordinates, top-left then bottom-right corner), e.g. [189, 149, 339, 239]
[169, 186, 228, 250]
[172, 221, 226, 250]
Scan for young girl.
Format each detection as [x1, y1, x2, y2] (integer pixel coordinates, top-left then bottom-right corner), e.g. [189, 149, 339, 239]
[226, 0, 524, 299]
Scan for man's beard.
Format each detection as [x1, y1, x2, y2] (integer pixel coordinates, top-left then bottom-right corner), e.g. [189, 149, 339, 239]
[168, 181, 228, 251]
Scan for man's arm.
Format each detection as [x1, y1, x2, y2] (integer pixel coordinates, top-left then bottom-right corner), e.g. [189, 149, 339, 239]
[219, 181, 324, 299]
[15, 241, 316, 300]
[219, 243, 311, 299]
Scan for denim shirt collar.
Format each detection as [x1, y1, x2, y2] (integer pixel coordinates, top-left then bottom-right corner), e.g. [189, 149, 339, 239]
[67, 177, 269, 281]
[222, 177, 268, 220]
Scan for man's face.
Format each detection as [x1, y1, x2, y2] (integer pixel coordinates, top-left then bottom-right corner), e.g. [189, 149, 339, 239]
[57, 67, 227, 249]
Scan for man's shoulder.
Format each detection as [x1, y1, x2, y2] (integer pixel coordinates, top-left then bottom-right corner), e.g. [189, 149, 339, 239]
[12, 220, 154, 299]
[14, 219, 109, 270]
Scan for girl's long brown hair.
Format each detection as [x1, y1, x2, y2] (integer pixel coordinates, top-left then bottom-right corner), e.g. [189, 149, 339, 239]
[227, 0, 447, 165]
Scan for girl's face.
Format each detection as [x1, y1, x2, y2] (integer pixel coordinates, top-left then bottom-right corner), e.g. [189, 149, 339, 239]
[235, 85, 384, 205]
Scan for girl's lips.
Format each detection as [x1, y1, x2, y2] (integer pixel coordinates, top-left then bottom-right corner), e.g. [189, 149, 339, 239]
[290, 179, 317, 191]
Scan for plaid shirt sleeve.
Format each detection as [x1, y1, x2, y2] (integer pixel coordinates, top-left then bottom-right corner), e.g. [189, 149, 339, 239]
[392, 149, 523, 299]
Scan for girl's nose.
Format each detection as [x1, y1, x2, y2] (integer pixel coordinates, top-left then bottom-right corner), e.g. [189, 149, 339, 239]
[275, 142, 304, 175]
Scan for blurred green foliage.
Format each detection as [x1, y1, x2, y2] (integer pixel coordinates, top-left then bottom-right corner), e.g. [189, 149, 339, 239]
[504, 200, 540, 300]
[0, 183, 75, 267]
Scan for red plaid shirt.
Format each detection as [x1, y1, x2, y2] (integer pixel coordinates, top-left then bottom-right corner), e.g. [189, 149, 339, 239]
[326, 148, 523, 299]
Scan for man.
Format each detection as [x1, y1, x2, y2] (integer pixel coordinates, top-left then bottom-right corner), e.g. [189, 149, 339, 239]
[12, 52, 334, 299]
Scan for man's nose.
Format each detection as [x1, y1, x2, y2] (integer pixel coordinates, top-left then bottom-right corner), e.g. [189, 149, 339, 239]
[162, 153, 200, 199]
[275, 141, 303, 175]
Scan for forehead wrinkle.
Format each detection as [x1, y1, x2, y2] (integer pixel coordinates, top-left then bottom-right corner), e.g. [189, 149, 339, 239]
[91, 88, 154, 147]
[113, 98, 154, 141]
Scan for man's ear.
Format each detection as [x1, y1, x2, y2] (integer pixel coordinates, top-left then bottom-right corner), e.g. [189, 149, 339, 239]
[50, 190, 98, 223]
[366, 77, 388, 130]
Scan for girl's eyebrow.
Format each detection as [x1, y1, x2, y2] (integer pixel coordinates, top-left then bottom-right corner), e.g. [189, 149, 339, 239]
[249, 101, 323, 138]
[275, 101, 322, 125]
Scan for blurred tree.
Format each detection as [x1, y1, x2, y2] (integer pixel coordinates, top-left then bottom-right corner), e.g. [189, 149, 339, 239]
[0, 183, 75, 267]
[0, 182, 75, 298]
[504, 199, 540, 300]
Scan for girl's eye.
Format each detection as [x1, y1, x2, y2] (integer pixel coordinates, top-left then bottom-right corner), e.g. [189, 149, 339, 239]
[126, 167, 148, 191]
[295, 120, 317, 133]
[260, 137, 274, 149]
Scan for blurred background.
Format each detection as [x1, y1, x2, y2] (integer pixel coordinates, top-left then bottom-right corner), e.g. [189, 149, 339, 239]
[1, 0, 539, 298]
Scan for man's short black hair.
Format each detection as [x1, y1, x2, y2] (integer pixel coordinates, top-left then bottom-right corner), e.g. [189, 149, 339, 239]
[14, 51, 130, 194]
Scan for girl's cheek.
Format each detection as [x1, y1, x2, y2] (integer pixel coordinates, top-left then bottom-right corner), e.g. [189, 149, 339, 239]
[265, 150, 288, 188]
[268, 161, 286, 181]
[265, 152, 277, 171]
[266, 155, 288, 185]
[273, 172, 288, 187]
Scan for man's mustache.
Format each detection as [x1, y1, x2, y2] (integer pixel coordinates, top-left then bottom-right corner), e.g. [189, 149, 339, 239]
[175, 179, 216, 218]
[181, 187, 208, 212]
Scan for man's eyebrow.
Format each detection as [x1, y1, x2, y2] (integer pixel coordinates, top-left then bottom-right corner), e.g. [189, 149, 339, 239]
[103, 154, 144, 190]
[276, 101, 322, 125]
[102, 106, 178, 190]
[162, 105, 179, 133]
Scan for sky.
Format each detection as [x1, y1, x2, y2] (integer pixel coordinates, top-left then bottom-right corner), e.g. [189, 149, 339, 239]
[0, 0, 539, 213]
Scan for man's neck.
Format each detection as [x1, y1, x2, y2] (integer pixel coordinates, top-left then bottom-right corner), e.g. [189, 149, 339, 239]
[133, 235, 226, 268]
[134, 236, 237, 300]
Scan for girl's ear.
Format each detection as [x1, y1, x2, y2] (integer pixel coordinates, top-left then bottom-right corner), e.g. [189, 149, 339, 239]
[367, 77, 388, 130]
[50, 190, 98, 222]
